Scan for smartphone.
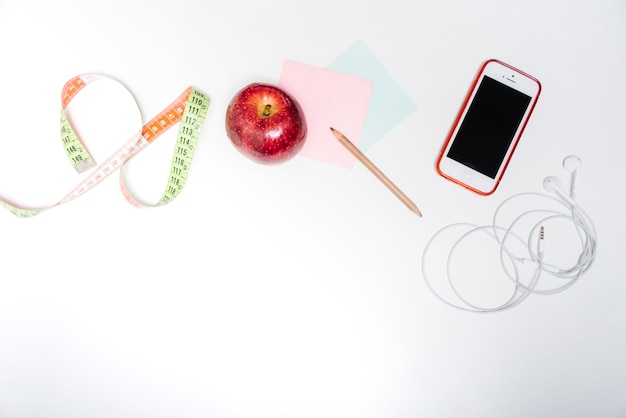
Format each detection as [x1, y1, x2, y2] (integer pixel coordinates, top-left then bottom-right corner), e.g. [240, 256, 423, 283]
[436, 59, 541, 195]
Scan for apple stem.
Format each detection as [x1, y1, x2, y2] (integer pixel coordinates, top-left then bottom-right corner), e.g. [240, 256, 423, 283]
[263, 104, 272, 117]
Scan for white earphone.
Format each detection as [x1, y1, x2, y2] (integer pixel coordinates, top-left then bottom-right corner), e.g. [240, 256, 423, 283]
[543, 176, 576, 207]
[563, 155, 582, 199]
[543, 155, 582, 207]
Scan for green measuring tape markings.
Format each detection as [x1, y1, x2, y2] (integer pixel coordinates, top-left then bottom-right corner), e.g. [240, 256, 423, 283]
[157, 89, 209, 207]
[1, 75, 210, 218]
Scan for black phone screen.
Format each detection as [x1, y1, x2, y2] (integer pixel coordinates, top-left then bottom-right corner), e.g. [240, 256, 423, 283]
[447, 76, 532, 179]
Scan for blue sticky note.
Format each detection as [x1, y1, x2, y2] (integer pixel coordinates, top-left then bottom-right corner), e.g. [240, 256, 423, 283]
[327, 40, 417, 151]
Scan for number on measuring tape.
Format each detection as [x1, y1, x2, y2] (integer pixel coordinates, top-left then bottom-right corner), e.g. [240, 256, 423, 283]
[156, 89, 208, 206]
[1, 75, 210, 217]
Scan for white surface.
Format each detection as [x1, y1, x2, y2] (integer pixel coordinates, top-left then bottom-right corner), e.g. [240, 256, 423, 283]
[1, 0, 625, 417]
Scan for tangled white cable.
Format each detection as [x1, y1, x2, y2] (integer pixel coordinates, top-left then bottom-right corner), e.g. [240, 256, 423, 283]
[421, 156, 597, 313]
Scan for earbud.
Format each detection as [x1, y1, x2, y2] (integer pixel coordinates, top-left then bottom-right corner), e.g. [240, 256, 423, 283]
[563, 155, 582, 199]
[543, 176, 576, 207]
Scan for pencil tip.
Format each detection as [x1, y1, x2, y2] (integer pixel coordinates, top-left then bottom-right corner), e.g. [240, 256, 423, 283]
[409, 203, 423, 217]
[330, 127, 343, 140]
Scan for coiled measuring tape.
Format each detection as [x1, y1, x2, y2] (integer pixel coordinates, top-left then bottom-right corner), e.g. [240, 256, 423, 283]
[0, 74, 209, 218]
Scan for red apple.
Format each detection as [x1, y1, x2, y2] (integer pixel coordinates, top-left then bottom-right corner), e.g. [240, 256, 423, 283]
[225, 83, 307, 164]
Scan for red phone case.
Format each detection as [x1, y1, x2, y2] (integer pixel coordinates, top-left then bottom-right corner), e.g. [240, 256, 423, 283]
[436, 59, 542, 195]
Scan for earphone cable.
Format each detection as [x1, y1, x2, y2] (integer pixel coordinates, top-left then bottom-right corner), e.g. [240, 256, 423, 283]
[421, 191, 597, 312]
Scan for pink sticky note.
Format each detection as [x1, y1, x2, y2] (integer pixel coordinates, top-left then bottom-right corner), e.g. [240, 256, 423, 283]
[278, 60, 374, 168]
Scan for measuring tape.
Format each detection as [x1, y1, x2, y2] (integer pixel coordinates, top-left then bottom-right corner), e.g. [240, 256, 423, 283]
[1, 74, 209, 218]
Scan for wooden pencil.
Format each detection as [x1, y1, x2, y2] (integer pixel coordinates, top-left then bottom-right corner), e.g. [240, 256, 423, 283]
[330, 127, 422, 217]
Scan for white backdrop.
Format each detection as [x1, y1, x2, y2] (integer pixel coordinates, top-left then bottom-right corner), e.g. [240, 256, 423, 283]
[1, 0, 625, 417]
